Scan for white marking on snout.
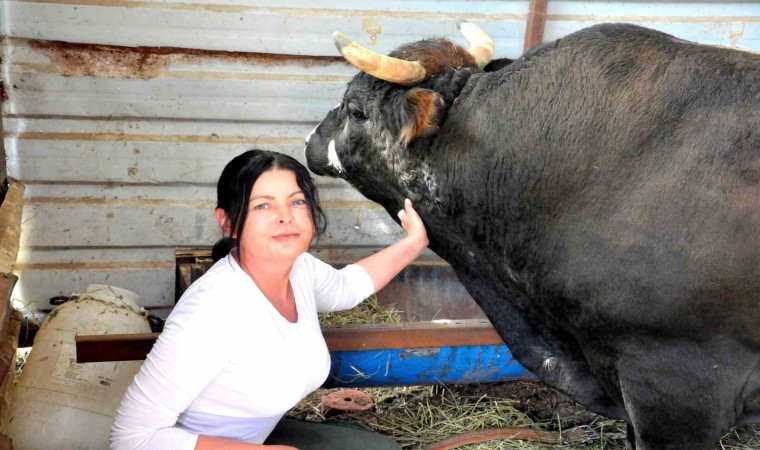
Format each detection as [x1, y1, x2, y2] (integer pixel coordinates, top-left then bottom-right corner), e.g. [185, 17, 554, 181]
[327, 139, 345, 173]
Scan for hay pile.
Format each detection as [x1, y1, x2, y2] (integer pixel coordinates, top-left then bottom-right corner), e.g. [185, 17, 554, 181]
[319, 295, 403, 326]
[289, 297, 760, 450]
[720, 426, 760, 450]
[287, 383, 627, 449]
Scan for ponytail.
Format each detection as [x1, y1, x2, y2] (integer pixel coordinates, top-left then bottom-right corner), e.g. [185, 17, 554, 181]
[211, 236, 236, 262]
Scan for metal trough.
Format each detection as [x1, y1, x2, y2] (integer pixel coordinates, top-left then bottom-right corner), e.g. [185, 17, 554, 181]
[76, 320, 532, 387]
[75, 251, 533, 386]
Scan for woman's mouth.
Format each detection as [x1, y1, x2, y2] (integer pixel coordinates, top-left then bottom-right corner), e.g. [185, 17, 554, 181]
[273, 233, 300, 240]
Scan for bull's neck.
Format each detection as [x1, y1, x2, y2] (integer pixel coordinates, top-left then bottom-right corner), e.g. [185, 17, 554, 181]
[345, 138, 443, 206]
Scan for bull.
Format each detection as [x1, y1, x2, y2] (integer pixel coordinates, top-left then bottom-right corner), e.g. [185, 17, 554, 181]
[304, 22, 759, 450]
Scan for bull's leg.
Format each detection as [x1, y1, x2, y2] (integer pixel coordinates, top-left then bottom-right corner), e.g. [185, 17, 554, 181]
[458, 273, 627, 419]
[625, 423, 636, 450]
[616, 337, 743, 450]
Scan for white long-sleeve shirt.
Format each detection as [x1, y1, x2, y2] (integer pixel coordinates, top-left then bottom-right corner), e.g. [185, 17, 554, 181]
[110, 252, 375, 450]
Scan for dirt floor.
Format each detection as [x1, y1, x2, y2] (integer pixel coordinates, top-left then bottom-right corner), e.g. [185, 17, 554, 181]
[288, 381, 760, 450]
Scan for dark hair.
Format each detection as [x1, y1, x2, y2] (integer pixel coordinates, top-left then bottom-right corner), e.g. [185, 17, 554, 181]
[212, 149, 327, 262]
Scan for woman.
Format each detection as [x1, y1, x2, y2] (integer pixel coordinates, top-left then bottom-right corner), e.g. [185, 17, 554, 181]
[110, 149, 428, 450]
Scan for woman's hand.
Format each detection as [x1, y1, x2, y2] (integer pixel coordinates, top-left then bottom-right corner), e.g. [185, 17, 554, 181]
[356, 198, 429, 292]
[397, 198, 429, 257]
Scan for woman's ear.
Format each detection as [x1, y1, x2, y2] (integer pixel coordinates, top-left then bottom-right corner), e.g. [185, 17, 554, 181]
[214, 208, 231, 236]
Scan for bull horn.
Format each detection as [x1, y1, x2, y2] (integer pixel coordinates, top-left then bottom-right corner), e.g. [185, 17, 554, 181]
[332, 31, 426, 86]
[458, 22, 495, 68]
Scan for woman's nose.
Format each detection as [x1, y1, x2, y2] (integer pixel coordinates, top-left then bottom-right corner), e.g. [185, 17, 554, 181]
[278, 207, 294, 223]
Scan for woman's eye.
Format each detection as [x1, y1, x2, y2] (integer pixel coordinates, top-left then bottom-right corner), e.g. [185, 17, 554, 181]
[253, 203, 268, 210]
[292, 199, 307, 206]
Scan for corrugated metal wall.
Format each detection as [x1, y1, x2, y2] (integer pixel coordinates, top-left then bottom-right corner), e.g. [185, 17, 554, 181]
[2, 1, 758, 317]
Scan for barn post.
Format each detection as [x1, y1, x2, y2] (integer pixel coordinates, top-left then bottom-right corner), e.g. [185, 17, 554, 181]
[524, 0, 549, 51]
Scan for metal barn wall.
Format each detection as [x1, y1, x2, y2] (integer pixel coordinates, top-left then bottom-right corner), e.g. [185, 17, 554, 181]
[2, 1, 758, 317]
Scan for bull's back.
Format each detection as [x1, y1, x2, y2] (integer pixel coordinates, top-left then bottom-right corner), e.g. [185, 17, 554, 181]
[451, 24, 760, 341]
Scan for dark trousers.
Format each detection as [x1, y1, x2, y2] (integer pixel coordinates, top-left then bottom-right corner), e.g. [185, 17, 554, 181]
[264, 419, 401, 450]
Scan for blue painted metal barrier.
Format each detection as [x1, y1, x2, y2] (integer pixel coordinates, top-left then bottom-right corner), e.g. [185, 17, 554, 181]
[325, 344, 532, 388]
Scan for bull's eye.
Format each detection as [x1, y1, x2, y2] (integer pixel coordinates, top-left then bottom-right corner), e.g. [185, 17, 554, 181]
[347, 104, 368, 122]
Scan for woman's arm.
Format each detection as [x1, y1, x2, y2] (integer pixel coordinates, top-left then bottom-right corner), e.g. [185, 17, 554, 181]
[356, 198, 429, 292]
[110, 287, 236, 450]
[309, 198, 428, 313]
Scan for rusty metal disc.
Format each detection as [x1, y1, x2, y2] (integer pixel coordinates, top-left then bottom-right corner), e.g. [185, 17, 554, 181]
[320, 389, 374, 415]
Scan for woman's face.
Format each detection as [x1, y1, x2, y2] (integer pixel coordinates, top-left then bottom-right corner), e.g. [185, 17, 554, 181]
[239, 168, 315, 264]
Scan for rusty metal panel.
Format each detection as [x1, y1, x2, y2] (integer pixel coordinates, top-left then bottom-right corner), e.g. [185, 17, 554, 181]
[5, 1, 531, 57]
[4, 1, 757, 57]
[1, 0, 758, 318]
[3, 38, 353, 122]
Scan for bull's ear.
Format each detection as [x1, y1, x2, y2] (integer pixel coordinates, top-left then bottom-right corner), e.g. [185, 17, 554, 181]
[400, 88, 445, 148]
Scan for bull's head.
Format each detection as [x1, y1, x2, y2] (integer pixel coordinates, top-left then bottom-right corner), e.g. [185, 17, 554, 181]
[304, 23, 494, 203]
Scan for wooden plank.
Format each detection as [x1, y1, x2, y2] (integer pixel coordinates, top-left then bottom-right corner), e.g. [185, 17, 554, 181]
[0, 306, 20, 390]
[325, 320, 503, 351]
[0, 433, 11, 450]
[76, 319, 504, 363]
[0, 309, 22, 435]
[0, 276, 19, 393]
[76, 332, 157, 363]
[0, 276, 17, 343]
[0, 179, 25, 274]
